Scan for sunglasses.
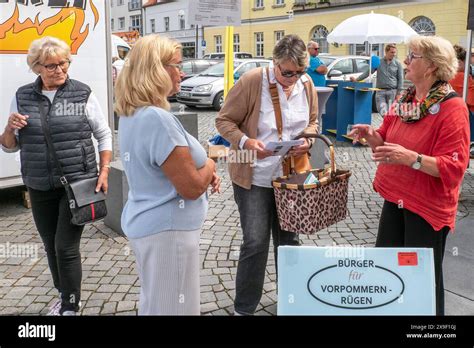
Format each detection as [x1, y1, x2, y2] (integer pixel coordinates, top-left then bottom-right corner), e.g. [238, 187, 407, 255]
[277, 64, 305, 78]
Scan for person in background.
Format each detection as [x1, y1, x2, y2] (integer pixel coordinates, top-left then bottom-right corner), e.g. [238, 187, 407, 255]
[374, 44, 404, 116]
[450, 45, 474, 128]
[216, 34, 318, 315]
[350, 36, 470, 315]
[0, 36, 112, 316]
[115, 35, 221, 315]
[306, 41, 327, 87]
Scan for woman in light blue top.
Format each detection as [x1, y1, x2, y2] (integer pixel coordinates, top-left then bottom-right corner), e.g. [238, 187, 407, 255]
[115, 35, 220, 315]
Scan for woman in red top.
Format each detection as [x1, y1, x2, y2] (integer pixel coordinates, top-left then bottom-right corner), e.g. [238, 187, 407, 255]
[350, 36, 470, 316]
[450, 44, 474, 144]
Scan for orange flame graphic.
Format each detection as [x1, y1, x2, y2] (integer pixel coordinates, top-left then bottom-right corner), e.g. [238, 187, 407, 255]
[0, 0, 99, 54]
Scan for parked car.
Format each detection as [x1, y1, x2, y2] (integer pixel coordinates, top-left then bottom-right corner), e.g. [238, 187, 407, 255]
[177, 58, 270, 110]
[181, 59, 222, 81]
[319, 55, 375, 81]
[202, 52, 253, 59]
[169, 59, 221, 101]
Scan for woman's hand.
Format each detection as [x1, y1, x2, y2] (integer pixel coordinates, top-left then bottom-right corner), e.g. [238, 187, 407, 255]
[348, 124, 375, 145]
[243, 138, 273, 159]
[6, 113, 29, 132]
[288, 138, 311, 156]
[210, 172, 221, 194]
[95, 169, 109, 194]
[373, 142, 417, 166]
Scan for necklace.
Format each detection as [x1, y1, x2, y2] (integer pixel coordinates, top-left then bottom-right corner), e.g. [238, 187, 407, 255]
[283, 84, 296, 99]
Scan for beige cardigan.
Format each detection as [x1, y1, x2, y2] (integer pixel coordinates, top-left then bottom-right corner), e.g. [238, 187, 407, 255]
[215, 67, 319, 189]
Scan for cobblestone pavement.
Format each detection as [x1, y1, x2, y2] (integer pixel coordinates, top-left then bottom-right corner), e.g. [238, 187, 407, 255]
[0, 106, 473, 316]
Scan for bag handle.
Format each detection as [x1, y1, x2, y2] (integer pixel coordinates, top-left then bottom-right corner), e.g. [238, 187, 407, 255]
[266, 67, 283, 141]
[39, 100, 68, 185]
[294, 133, 336, 176]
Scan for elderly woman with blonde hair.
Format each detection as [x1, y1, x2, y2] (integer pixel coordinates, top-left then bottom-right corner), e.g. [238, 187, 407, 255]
[0, 36, 112, 315]
[115, 35, 220, 315]
[350, 36, 470, 315]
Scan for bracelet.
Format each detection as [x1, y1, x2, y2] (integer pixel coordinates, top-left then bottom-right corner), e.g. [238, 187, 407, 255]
[100, 164, 111, 170]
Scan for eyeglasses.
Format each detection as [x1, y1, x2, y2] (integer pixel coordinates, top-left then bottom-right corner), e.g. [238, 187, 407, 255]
[277, 64, 305, 78]
[41, 60, 70, 72]
[406, 52, 423, 64]
[166, 63, 183, 71]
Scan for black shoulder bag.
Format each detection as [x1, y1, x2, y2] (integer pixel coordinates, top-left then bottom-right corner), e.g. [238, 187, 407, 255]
[39, 100, 108, 226]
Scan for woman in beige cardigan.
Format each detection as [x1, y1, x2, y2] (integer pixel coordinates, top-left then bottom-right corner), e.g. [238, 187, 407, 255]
[216, 34, 318, 315]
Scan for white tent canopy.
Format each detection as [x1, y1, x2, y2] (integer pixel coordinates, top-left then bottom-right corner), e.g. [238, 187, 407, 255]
[327, 12, 419, 44]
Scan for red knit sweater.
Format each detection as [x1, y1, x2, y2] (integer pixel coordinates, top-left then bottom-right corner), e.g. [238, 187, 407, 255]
[373, 97, 470, 231]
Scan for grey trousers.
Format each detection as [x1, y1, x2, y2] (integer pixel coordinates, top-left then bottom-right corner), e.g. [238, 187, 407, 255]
[129, 229, 201, 315]
[233, 184, 299, 315]
[375, 89, 398, 116]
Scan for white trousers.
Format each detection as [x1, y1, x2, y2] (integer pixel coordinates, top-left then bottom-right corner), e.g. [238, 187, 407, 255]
[129, 229, 201, 315]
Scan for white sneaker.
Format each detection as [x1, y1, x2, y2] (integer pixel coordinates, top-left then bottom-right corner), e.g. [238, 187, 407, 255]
[46, 299, 62, 316]
[61, 310, 77, 316]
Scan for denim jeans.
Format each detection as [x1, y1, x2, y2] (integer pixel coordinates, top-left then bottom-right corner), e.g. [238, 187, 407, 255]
[28, 187, 84, 313]
[233, 184, 299, 315]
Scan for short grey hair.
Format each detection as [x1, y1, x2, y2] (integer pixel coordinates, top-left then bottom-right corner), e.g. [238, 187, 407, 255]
[27, 36, 71, 74]
[307, 40, 318, 49]
[273, 34, 308, 68]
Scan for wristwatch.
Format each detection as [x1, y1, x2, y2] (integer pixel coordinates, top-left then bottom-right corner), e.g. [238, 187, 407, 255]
[411, 154, 423, 170]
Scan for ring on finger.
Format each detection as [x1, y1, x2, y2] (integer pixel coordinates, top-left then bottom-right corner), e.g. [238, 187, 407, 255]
[386, 157, 390, 162]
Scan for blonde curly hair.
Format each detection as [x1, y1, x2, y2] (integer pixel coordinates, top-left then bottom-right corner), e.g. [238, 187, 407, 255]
[408, 36, 458, 82]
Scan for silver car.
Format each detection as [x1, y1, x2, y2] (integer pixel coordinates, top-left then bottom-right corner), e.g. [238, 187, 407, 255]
[177, 58, 271, 110]
[319, 55, 373, 81]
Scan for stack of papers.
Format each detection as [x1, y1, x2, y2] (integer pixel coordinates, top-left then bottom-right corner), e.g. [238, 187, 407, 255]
[265, 140, 305, 156]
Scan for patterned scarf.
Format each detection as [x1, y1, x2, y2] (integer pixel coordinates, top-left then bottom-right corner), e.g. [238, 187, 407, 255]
[390, 80, 456, 123]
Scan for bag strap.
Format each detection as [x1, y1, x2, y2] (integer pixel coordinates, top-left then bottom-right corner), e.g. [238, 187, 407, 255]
[266, 67, 283, 141]
[39, 100, 68, 185]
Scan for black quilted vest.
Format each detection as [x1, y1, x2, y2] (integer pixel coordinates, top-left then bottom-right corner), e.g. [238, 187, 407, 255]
[16, 77, 98, 191]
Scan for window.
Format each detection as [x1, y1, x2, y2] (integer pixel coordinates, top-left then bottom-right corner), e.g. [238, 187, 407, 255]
[182, 61, 194, 75]
[179, 15, 185, 30]
[236, 62, 258, 78]
[117, 0, 124, 5]
[275, 30, 284, 44]
[150, 19, 155, 33]
[111, 19, 114, 30]
[255, 0, 264, 8]
[119, 17, 125, 30]
[332, 59, 354, 75]
[164, 17, 170, 31]
[310, 25, 329, 53]
[255, 32, 264, 57]
[130, 15, 141, 33]
[215, 35, 222, 53]
[233, 34, 240, 52]
[275, 0, 284, 5]
[410, 16, 436, 36]
[355, 58, 369, 73]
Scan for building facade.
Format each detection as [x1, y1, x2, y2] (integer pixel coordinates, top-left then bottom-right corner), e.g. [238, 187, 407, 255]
[143, 0, 205, 59]
[204, 0, 469, 60]
[110, 0, 143, 36]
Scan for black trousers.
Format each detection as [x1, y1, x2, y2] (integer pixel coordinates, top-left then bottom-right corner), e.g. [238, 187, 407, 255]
[376, 200, 449, 316]
[28, 186, 84, 313]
